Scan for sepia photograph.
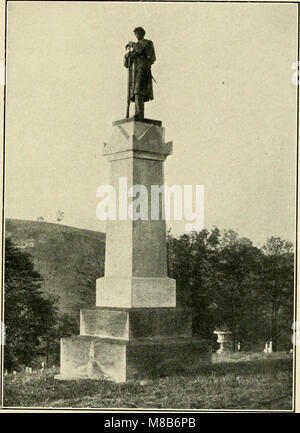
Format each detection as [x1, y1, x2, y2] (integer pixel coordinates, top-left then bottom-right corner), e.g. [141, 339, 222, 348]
[0, 0, 298, 413]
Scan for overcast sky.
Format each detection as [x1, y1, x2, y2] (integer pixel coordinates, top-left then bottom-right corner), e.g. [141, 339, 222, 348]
[4, 1, 298, 246]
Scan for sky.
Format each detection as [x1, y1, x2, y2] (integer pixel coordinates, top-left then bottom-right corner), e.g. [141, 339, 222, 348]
[4, 1, 298, 247]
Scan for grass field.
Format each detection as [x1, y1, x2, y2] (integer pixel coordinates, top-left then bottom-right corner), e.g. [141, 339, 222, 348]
[3, 352, 293, 410]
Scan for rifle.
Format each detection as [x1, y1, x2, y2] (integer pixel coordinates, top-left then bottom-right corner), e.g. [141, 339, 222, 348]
[125, 46, 134, 118]
[126, 95, 130, 119]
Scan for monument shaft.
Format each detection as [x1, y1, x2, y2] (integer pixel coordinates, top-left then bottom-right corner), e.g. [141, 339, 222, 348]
[56, 118, 211, 383]
[97, 118, 176, 308]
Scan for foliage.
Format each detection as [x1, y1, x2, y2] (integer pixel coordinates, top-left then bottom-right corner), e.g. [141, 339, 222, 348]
[4, 223, 294, 373]
[55, 210, 64, 223]
[167, 229, 294, 349]
[4, 238, 58, 369]
[259, 237, 294, 351]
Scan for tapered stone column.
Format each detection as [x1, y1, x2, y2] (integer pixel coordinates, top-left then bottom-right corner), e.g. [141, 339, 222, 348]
[97, 118, 176, 308]
[56, 118, 211, 383]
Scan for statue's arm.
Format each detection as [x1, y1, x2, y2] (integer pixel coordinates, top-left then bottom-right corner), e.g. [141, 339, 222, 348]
[124, 40, 147, 68]
[124, 49, 136, 68]
[145, 41, 156, 64]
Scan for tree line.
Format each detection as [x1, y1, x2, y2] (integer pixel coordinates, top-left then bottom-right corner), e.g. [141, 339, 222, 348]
[167, 228, 294, 351]
[3, 227, 294, 369]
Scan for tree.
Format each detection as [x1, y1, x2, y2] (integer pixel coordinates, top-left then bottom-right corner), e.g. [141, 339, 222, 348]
[39, 312, 78, 366]
[260, 237, 294, 351]
[4, 238, 57, 369]
[167, 229, 294, 350]
[188, 228, 222, 337]
[167, 228, 222, 337]
[167, 231, 193, 308]
[37, 216, 45, 222]
[210, 233, 263, 345]
[56, 210, 64, 223]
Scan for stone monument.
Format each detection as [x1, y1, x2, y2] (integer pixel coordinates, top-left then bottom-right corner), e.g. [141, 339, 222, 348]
[56, 29, 211, 383]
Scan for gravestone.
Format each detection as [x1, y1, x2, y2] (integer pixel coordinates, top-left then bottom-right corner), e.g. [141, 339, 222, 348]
[56, 118, 211, 382]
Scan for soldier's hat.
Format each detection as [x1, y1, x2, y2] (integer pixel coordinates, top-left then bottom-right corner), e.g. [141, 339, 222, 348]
[133, 27, 145, 36]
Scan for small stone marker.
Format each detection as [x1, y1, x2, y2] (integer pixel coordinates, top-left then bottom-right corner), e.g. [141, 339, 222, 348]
[268, 340, 273, 353]
[263, 340, 273, 353]
[237, 342, 241, 351]
[28, 367, 32, 374]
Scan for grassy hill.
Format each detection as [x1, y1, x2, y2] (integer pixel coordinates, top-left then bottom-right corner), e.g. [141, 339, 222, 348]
[5, 219, 106, 318]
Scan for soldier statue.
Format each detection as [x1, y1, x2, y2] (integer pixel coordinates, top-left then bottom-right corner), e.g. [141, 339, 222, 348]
[124, 27, 156, 121]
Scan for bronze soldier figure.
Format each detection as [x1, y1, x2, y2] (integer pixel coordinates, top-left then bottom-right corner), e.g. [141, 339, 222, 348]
[124, 27, 156, 120]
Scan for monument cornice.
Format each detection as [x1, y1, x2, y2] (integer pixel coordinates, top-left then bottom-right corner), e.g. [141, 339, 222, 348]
[103, 118, 173, 159]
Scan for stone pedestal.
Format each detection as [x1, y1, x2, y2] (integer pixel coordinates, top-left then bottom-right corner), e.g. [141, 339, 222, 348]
[56, 118, 211, 383]
[213, 330, 233, 354]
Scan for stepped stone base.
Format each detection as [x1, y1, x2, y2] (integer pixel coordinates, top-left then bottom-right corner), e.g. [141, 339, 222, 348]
[56, 306, 212, 383]
[80, 307, 192, 340]
[56, 335, 212, 383]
